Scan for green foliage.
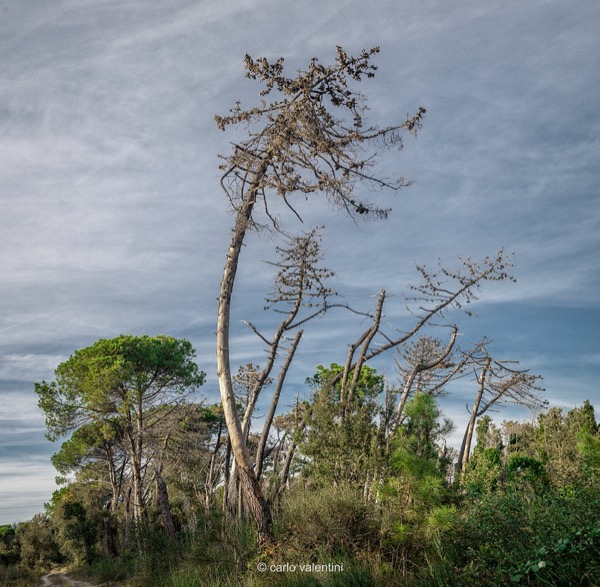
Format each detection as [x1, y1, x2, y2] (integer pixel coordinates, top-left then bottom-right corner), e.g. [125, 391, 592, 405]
[18, 319, 600, 587]
[393, 393, 452, 477]
[462, 415, 504, 493]
[506, 455, 548, 494]
[260, 564, 375, 587]
[278, 485, 380, 559]
[300, 364, 385, 488]
[463, 447, 503, 493]
[577, 429, 600, 481]
[81, 555, 132, 583]
[465, 402, 600, 497]
[36, 335, 205, 441]
[0, 564, 42, 587]
[0, 525, 14, 538]
[52, 497, 98, 565]
[14, 514, 62, 569]
[50, 419, 122, 476]
[531, 401, 598, 488]
[0, 525, 18, 567]
[307, 363, 384, 403]
[510, 523, 600, 585]
[385, 393, 453, 514]
[35, 334, 207, 559]
[435, 485, 600, 586]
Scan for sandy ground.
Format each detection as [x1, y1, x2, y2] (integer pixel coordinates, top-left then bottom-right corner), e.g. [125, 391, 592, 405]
[40, 569, 109, 586]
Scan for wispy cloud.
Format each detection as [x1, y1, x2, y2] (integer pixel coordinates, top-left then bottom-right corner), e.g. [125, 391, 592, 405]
[0, 0, 598, 523]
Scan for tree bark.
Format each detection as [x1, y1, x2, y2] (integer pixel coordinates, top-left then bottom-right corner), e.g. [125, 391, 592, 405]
[222, 438, 232, 513]
[216, 155, 274, 544]
[278, 439, 297, 496]
[255, 330, 303, 480]
[205, 420, 223, 511]
[102, 511, 118, 558]
[340, 291, 385, 410]
[458, 357, 490, 473]
[347, 290, 385, 405]
[126, 409, 144, 524]
[154, 468, 176, 539]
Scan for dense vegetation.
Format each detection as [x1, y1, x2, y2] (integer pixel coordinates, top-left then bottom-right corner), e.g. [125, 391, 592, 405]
[2, 47, 598, 586]
[2, 373, 599, 586]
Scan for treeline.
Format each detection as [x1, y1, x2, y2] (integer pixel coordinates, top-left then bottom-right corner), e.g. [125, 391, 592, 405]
[1, 338, 599, 586]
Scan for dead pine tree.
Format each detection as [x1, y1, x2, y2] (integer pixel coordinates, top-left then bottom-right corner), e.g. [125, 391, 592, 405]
[457, 342, 546, 474]
[333, 251, 516, 429]
[225, 228, 342, 512]
[391, 328, 460, 433]
[215, 46, 425, 543]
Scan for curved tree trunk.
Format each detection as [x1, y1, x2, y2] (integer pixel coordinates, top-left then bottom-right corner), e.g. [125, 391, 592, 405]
[216, 157, 274, 544]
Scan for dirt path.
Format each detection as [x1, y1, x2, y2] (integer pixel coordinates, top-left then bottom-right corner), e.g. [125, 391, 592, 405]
[40, 569, 103, 586]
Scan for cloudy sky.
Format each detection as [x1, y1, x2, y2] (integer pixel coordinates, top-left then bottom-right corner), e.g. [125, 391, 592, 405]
[1, 0, 599, 524]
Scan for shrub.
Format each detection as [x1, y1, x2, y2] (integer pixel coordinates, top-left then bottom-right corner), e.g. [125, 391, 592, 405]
[277, 485, 380, 559]
[437, 485, 600, 586]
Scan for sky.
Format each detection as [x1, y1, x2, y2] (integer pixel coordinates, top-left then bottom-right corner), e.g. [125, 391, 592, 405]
[1, 0, 599, 524]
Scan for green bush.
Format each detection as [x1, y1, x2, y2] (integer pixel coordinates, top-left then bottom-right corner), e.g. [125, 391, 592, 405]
[0, 564, 42, 587]
[277, 485, 380, 559]
[82, 556, 133, 583]
[432, 485, 600, 586]
[510, 523, 600, 585]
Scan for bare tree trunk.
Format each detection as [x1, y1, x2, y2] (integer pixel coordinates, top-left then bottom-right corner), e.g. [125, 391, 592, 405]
[102, 511, 118, 558]
[263, 434, 285, 497]
[154, 468, 176, 539]
[255, 330, 303, 480]
[222, 438, 232, 513]
[227, 464, 239, 513]
[216, 156, 274, 544]
[458, 357, 490, 473]
[340, 291, 385, 416]
[213, 51, 429, 544]
[123, 485, 133, 548]
[237, 478, 244, 519]
[128, 442, 144, 524]
[347, 291, 385, 403]
[106, 448, 121, 513]
[125, 395, 146, 525]
[278, 439, 297, 496]
[205, 422, 223, 511]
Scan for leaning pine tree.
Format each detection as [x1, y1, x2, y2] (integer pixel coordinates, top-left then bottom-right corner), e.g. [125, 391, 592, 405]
[214, 46, 425, 544]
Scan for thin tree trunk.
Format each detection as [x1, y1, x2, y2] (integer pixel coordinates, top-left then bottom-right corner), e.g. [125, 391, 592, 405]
[255, 330, 303, 480]
[223, 438, 232, 513]
[278, 439, 297, 496]
[458, 357, 490, 473]
[128, 436, 144, 524]
[154, 468, 176, 539]
[127, 393, 145, 524]
[347, 290, 385, 404]
[264, 434, 285, 497]
[102, 511, 118, 558]
[106, 448, 120, 513]
[205, 421, 223, 511]
[227, 463, 239, 512]
[340, 291, 385, 414]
